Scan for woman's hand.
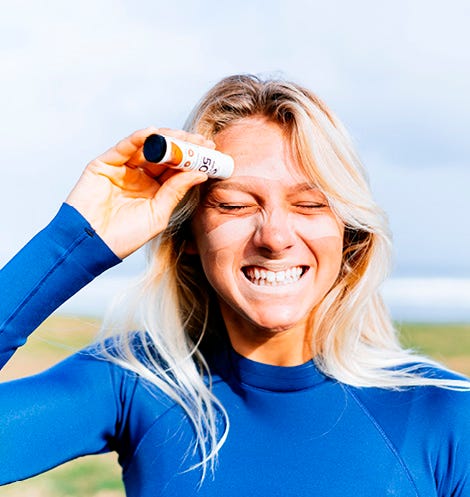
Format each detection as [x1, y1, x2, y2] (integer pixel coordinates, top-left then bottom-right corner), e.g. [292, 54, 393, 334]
[66, 127, 211, 259]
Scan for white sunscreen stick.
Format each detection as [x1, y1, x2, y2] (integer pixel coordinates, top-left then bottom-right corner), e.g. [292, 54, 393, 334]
[143, 134, 234, 179]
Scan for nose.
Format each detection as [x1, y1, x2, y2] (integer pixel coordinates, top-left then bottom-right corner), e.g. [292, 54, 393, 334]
[252, 207, 296, 254]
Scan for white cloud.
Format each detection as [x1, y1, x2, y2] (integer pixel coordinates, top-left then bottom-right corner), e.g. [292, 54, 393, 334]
[1, 0, 469, 282]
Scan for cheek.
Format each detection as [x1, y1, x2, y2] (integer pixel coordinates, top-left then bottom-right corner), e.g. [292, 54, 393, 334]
[213, 248, 236, 273]
[312, 236, 344, 264]
[202, 217, 254, 248]
[196, 217, 254, 273]
[308, 236, 344, 290]
[291, 215, 344, 275]
[292, 214, 343, 243]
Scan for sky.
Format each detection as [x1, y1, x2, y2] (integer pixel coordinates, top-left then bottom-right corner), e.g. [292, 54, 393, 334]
[1, 0, 470, 319]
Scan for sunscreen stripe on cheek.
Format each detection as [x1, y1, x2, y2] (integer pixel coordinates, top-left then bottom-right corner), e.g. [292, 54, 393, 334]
[202, 218, 254, 248]
[293, 215, 343, 241]
[198, 212, 342, 255]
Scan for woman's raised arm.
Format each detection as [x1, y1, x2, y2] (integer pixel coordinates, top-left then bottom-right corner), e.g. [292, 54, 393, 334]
[0, 128, 210, 484]
[0, 127, 210, 367]
[66, 127, 209, 259]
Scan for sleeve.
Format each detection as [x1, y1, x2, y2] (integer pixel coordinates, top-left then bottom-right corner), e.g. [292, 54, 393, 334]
[0, 204, 125, 484]
[0, 351, 129, 484]
[0, 203, 121, 367]
[435, 388, 470, 497]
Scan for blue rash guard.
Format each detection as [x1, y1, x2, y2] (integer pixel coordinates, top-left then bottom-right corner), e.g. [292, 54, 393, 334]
[1, 204, 470, 496]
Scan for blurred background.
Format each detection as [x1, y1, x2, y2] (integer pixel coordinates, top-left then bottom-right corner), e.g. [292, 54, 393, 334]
[1, 0, 469, 322]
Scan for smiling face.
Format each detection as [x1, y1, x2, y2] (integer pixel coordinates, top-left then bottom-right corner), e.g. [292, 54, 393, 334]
[190, 117, 344, 364]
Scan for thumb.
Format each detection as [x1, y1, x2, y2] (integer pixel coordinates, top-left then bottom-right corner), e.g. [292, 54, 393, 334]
[151, 171, 207, 228]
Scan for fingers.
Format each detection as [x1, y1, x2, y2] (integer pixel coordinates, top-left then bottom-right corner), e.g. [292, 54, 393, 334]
[151, 170, 208, 227]
[96, 127, 159, 166]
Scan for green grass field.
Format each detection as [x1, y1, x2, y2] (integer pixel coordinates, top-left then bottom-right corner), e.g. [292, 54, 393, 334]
[1, 315, 469, 496]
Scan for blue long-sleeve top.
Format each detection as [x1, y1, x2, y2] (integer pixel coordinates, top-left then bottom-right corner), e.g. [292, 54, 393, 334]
[1, 204, 470, 496]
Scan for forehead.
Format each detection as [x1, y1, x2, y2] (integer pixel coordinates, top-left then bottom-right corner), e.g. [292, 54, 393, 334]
[214, 117, 308, 184]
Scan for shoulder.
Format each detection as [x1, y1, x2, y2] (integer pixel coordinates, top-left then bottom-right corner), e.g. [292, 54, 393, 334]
[346, 364, 470, 465]
[80, 333, 178, 408]
[348, 363, 470, 422]
[346, 364, 470, 494]
[79, 334, 185, 439]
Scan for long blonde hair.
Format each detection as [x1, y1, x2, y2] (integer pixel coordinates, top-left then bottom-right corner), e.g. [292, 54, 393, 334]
[99, 74, 469, 479]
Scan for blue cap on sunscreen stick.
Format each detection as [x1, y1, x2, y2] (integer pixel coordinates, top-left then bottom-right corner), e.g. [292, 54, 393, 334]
[143, 134, 168, 163]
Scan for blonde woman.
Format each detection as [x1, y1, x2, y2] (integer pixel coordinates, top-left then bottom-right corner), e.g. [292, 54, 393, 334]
[1, 74, 469, 496]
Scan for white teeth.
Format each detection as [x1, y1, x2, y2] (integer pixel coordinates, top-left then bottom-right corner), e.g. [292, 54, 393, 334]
[244, 266, 305, 286]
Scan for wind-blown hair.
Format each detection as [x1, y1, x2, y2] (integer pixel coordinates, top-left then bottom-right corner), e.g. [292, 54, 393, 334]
[99, 74, 469, 479]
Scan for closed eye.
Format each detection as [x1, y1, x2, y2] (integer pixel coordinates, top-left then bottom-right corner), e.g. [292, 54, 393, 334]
[295, 203, 328, 210]
[218, 203, 254, 212]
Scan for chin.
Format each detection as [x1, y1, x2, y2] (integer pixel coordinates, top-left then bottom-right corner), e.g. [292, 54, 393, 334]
[246, 314, 310, 336]
[219, 298, 314, 337]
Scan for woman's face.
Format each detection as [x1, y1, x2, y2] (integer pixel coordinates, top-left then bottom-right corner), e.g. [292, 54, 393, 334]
[191, 117, 344, 357]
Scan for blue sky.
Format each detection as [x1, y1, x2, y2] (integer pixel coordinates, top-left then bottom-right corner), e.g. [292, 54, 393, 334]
[1, 0, 469, 280]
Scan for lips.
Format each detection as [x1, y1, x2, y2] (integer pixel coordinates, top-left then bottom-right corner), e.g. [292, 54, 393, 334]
[242, 265, 308, 286]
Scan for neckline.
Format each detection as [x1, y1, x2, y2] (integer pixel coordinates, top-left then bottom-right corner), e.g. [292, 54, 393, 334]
[226, 347, 328, 392]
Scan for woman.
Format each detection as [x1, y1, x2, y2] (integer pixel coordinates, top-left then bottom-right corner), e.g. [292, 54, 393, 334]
[1, 74, 469, 496]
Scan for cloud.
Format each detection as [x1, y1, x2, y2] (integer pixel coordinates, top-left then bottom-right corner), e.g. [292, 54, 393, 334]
[367, 154, 470, 276]
[1, 0, 469, 280]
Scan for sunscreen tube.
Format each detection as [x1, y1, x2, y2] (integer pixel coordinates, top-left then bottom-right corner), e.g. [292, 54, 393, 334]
[143, 134, 234, 179]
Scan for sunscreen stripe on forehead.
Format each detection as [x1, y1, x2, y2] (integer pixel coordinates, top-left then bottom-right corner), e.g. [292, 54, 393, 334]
[206, 178, 320, 194]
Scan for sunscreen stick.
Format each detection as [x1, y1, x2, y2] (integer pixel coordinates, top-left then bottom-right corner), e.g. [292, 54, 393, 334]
[143, 134, 234, 179]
